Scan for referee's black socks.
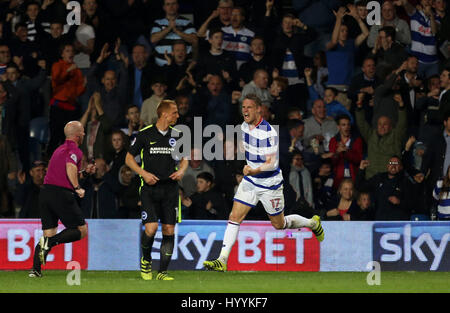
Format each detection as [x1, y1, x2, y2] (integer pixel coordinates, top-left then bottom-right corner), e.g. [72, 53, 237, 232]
[48, 228, 81, 247]
[141, 231, 155, 262]
[159, 234, 175, 272]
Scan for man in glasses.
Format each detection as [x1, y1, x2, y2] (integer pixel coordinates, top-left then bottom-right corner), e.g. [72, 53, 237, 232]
[355, 156, 413, 220]
[197, 0, 233, 38]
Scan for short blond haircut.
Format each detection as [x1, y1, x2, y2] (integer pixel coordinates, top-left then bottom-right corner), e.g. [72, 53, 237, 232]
[157, 99, 176, 118]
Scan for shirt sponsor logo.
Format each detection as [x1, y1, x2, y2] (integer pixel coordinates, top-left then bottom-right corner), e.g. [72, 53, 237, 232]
[149, 147, 175, 154]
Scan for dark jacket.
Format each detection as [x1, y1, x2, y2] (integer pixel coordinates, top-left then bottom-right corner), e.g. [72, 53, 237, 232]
[271, 91, 289, 126]
[117, 175, 141, 219]
[80, 173, 118, 218]
[0, 135, 17, 191]
[0, 82, 20, 150]
[265, 25, 316, 81]
[355, 168, 413, 220]
[397, 73, 425, 131]
[369, 42, 408, 70]
[348, 72, 379, 124]
[163, 61, 189, 97]
[292, 0, 342, 33]
[40, 32, 71, 74]
[312, 172, 335, 217]
[238, 56, 274, 84]
[87, 61, 128, 127]
[372, 72, 402, 127]
[422, 129, 447, 206]
[13, 68, 47, 127]
[195, 50, 237, 87]
[16, 180, 42, 218]
[188, 189, 229, 220]
[401, 149, 429, 216]
[347, 203, 376, 221]
[212, 159, 246, 207]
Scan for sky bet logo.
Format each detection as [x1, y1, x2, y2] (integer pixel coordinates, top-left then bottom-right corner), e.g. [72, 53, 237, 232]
[373, 223, 450, 271]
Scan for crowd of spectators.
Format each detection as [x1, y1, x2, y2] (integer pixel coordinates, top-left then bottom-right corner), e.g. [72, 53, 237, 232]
[0, 0, 449, 222]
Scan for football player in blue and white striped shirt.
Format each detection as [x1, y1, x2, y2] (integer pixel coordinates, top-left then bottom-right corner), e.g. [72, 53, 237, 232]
[203, 94, 324, 272]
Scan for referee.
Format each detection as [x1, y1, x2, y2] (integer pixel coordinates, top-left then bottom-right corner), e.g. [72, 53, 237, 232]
[126, 99, 188, 281]
[29, 121, 96, 278]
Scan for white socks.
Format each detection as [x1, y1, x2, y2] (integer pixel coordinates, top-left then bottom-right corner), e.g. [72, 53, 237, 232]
[218, 221, 240, 264]
[218, 215, 314, 264]
[284, 215, 314, 229]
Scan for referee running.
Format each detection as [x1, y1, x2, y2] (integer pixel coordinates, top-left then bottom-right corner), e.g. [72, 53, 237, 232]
[126, 99, 188, 281]
[29, 121, 96, 277]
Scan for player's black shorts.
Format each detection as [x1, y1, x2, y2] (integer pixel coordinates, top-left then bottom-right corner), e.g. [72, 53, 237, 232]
[39, 184, 86, 230]
[140, 181, 179, 225]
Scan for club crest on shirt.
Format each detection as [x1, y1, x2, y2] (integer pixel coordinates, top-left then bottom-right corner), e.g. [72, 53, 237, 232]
[70, 154, 77, 163]
[269, 136, 275, 147]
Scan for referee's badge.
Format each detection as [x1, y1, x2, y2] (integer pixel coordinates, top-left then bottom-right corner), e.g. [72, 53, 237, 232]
[131, 137, 136, 146]
[141, 211, 147, 220]
[169, 138, 176, 147]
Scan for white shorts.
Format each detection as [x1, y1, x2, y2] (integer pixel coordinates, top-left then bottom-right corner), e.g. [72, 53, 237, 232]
[233, 178, 285, 216]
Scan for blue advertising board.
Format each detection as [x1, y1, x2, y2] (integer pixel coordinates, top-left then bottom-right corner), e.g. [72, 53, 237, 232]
[372, 222, 450, 271]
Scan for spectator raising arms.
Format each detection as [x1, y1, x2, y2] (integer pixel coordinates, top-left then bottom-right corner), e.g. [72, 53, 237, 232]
[356, 92, 407, 179]
[326, 6, 369, 88]
[47, 44, 86, 155]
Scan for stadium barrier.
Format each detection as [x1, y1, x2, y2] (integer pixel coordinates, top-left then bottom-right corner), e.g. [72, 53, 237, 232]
[1, 219, 449, 271]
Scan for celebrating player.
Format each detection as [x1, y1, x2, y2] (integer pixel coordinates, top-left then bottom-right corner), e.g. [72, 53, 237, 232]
[203, 94, 324, 272]
[29, 121, 96, 277]
[126, 99, 188, 281]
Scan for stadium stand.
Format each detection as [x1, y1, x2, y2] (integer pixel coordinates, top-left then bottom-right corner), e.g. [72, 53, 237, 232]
[0, 0, 449, 221]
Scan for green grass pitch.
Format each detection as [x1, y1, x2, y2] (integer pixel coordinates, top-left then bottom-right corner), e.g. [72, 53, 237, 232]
[1, 270, 449, 293]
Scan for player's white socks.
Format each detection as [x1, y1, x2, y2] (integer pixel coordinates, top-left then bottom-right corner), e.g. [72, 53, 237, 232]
[218, 221, 240, 264]
[284, 215, 314, 229]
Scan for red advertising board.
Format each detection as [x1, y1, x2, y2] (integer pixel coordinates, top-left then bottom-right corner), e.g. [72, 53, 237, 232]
[227, 222, 320, 271]
[0, 220, 88, 270]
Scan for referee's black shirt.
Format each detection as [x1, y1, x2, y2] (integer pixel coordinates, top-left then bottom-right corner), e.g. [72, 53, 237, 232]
[128, 124, 183, 183]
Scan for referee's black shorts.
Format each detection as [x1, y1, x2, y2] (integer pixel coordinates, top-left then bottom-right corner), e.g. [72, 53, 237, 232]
[140, 181, 179, 225]
[39, 184, 86, 230]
